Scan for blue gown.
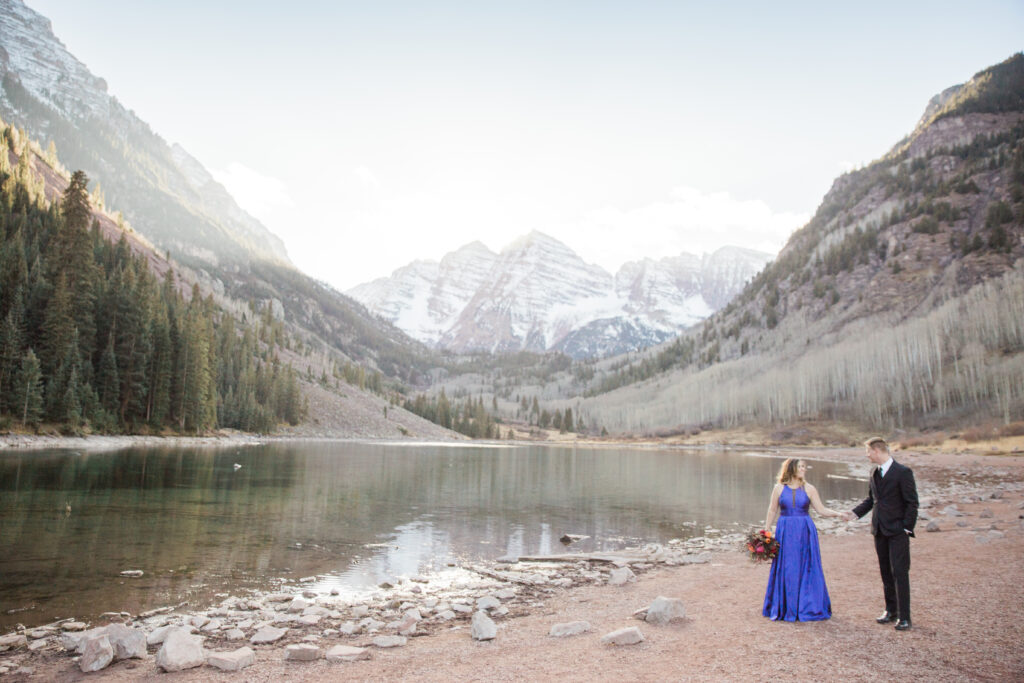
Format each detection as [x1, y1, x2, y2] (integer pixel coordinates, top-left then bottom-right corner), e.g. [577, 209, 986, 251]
[762, 484, 832, 621]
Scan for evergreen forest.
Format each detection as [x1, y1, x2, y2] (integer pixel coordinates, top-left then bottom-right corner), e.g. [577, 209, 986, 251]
[0, 125, 306, 434]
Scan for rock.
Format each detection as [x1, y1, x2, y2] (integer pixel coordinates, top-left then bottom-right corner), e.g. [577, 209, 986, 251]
[643, 597, 687, 626]
[62, 621, 87, 631]
[207, 646, 255, 671]
[941, 505, 964, 517]
[156, 630, 205, 672]
[80, 636, 114, 673]
[326, 644, 371, 662]
[119, 570, 144, 577]
[957, 521, 969, 527]
[302, 590, 318, 599]
[549, 621, 591, 637]
[338, 621, 358, 635]
[27, 630, 49, 640]
[28, 638, 49, 652]
[250, 625, 288, 644]
[988, 530, 1005, 539]
[476, 596, 501, 611]
[975, 534, 991, 544]
[298, 614, 322, 626]
[495, 589, 516, 600]
[452, 603, 472, 614]
[471, 611, 497, 641]
[265, 593, 292, 603]
[285, 643, 322, 661]
[146, 624, 182, 646]
[926, 520, 941, 532]
[359, 618, 385, 632]
[980, 508, 994, 519]
[103, 624, 147, 659]
[288, 597, 311, 613]
[190, 615, 210, 629]
[436, 610, 456, 621]
[0, 634, 27, 649]
[496, 555, 519, 564]
[372, 635, 407, 648]
[600, 626, 645, 645]
[687, 551, 713, 564]
[224, 628, 246, 640]
[201, 618, 223, 632]
[609, 567, 636, 586]
[396, 611, 420, 636]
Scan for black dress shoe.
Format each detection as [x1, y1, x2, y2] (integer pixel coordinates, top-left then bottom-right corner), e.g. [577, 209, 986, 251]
[876, 611, 898, 624]
[894, 620, 912, 631]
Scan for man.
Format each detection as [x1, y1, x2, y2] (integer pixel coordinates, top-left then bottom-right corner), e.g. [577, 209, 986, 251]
[844, 437, 919, 631]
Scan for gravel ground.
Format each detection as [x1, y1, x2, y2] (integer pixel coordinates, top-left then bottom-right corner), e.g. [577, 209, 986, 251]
[3, 449, 1022, 681]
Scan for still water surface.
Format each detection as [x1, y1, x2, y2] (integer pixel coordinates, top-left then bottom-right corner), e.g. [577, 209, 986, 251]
[0, 442, 862, 629]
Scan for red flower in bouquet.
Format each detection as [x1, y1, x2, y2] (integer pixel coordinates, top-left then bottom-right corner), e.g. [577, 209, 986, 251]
[743, 529, 779, 563]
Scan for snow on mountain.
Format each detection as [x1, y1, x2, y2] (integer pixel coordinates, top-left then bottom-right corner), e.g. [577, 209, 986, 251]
[0, 0, 109, 120]
[0, 0, 290, 265]
[348, 231, 772, 358]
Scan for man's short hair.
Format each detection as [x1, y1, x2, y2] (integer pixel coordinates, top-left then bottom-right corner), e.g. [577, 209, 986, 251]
[865, 436, 888, 452]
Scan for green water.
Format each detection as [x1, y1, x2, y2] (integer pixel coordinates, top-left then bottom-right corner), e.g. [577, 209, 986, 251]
[0, 442, 862, 629]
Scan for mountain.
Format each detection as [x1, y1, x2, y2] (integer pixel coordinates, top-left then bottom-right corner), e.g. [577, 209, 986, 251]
[348, 232, 771, 358]
[0, 0, 434, 382]
[568, 53, 1024, 434]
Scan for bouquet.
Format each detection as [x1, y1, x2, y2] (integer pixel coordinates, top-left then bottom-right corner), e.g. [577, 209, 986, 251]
[744, 529, 779, 563]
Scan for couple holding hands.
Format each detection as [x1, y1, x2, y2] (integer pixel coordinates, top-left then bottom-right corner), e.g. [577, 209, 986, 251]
[761, 437, 919, 630]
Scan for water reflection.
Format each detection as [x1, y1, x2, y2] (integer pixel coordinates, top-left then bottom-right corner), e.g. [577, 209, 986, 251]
[0, 443, 861, 629]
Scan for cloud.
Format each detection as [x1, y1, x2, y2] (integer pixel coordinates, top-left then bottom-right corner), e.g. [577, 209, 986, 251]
[212, 162, 294, 221]
[565, 186, 809, 271]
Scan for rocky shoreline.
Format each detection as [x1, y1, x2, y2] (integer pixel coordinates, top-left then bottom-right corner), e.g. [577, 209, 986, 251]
[1, 448, 1022, 678]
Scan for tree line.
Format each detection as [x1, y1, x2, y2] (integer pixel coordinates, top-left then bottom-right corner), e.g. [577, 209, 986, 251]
[1, 129, 305, 433]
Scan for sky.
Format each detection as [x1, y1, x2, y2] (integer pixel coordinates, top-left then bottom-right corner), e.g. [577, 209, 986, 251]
[26, 1, 1024, 289]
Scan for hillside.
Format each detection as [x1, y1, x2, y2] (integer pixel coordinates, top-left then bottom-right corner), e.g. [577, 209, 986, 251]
[0, 0, 436, 384]
[479, 54, 1024, 436]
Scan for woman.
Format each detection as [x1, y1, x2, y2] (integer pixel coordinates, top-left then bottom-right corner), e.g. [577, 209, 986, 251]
[762, 458, 843, 621]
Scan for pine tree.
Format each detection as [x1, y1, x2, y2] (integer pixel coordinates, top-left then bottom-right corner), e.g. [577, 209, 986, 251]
[14, 348, 43, 426]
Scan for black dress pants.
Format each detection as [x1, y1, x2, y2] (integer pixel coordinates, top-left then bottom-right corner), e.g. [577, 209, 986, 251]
[874, 531, 911, 621]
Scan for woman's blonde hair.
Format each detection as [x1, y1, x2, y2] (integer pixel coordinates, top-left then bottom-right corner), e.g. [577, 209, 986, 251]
[777, 458, 802, 484]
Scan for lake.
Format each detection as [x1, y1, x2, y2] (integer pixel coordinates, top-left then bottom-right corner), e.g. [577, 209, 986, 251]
[0, 442, 863, 630]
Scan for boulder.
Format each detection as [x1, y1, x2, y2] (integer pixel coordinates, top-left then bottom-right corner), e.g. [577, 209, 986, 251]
[495, 589, 516, 600]
[62, 621, 87, 631]
[0, 634, 27, 650]
[452, 603, 472, 614]
[549, 621, 592, 637]
[926, 520, 941, 532]
[156, 630, 205, 672]
[941, 505, 964, 517]
[284, 644, 321, 661]
[326, 645, 371, 662]
[608, 567, 636, 586]
[207, 647, 255, 672]
[79, 635, 114, 673]
[351, 605, 370, 618]
[643, 597, 687, 626]
[338, 621, 358, 635]
[298, 614, 322, 626]
[371, 635, 407, 648]
[476, 596, 501, 611]
[103, 624, 147, 659]
[471, 611, 497, 641]
[288, 597, 311, 613]
[250, 625, 288, 644]
[436, 610, 456, 621]
[601, 626, 645, 645]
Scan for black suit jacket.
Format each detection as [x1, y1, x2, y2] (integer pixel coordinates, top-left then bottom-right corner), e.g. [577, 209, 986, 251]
[852, 460, 919, 537]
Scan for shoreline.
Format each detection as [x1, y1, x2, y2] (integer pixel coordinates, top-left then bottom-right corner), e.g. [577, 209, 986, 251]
[2, 448, 1022, 679]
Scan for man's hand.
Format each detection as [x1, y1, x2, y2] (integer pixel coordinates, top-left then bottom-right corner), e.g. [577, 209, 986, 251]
[842, 511, 856, 522]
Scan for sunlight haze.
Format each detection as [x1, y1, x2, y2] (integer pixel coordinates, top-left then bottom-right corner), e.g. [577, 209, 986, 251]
[27, 0, 1024, 288]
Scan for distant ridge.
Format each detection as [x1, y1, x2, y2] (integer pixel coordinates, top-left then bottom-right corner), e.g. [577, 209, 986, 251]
[349, 231, 771, 359]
